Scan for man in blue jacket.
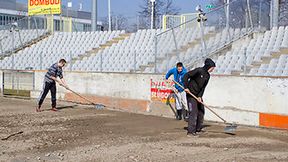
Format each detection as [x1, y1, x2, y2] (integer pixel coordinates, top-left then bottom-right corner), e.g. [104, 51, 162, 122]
[165, 62, 188, 120]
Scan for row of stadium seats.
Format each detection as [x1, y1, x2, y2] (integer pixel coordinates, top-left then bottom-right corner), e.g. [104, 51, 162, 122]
[213, 26, 288, 76]
[155, 28, 250, 73]
[0, 30, 124, 70]
[0, 29, 47, 54]
[248, 55, 288, 76]
[72, 27, 215, 72]
[72, 29, 160, 72]
[0, 26, 287, 77]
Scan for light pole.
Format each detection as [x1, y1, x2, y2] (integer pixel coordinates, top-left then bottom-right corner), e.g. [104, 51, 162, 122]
[108, 0, 112, 31]
[67, 0, 72, 17]
[92, 0, 98, 31]
[226, 0, 230, 29]
[150, 0, 156, 29]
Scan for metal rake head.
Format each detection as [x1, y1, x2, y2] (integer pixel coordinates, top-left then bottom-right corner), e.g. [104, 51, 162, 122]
[224, 123, 237, 135]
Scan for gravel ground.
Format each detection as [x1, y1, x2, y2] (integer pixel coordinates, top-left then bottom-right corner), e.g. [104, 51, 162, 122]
[0, 96, 288, 162]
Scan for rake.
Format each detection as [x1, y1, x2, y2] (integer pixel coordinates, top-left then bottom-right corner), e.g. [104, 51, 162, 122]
[64, 86, 105, 110]
[172, 80, 237, 134]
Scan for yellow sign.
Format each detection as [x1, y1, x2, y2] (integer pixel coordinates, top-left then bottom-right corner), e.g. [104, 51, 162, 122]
[28, 0, 61, 16]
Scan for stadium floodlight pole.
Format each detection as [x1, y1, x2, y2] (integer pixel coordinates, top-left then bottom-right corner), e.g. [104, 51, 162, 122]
[150, 0, 156, 29]
[108, 0, 112, 31]
[270, 0, 279, 28]
[226, 0, 231, 41]
[67, 0, 72, 18]
[246, 0, 253, 29]
[92, 0, 98, 31]
[196, 5, 207, 56]
[258, 0, 262, 29]
[226, 0, 230, 29]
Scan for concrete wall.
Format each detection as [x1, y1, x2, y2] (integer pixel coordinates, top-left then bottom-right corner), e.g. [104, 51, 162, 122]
[33, 72, 152, 100]
[204, 76, 288, 128]
[206, 76, 288, 115]
[30, 71, 288, 129]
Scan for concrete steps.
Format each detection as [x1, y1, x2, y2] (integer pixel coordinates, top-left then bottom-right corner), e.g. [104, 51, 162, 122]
[246, 47, 288, 74]
[141, 31, 217, 72]
[188, 29, 255, 70]
[70, 33, 132, 64]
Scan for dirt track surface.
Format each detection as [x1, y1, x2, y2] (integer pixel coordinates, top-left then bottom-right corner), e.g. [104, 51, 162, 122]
[0, 96, 288, 162]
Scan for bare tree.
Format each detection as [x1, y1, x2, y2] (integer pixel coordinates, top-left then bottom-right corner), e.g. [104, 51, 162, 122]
[210, 0, 271, 29]
[101, 14, 128, 31]
[138, 0, 180, 29]
[279, 0, 288, 26]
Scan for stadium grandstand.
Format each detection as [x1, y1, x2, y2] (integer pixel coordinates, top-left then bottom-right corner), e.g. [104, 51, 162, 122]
[0, 0, 287, 76]
[1, 1, 288, 160]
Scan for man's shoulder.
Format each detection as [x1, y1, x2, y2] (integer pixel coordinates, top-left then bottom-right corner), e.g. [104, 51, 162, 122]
[182, 67, 188, 73]
[48, 63, 60, 71]
[191, 67, 203, 72]
[169, 67, 177, 73]
[50, 63, 57, 68]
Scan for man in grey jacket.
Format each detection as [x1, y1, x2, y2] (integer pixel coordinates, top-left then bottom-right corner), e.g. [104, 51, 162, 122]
[37, 59, 68, 112]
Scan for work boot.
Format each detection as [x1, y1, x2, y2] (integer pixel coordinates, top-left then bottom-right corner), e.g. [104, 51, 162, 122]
[51, 107, 58, 112]
[176, 110, 182, 120]
[36, 106, 41, 112]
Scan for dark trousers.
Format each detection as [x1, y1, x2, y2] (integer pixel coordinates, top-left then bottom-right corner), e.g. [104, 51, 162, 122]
[187, 96, 205, 134]
[38, 82, 57, 108]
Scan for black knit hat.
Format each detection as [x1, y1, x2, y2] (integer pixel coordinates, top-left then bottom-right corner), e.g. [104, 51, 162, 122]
[203, 58, 216, 71]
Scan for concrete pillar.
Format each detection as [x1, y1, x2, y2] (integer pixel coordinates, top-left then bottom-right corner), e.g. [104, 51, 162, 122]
[270, 0, 279, 28]
[91, 0, 98, 31]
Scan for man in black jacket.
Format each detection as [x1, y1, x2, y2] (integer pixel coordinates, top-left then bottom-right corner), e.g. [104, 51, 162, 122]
[183, 58, 216, 137]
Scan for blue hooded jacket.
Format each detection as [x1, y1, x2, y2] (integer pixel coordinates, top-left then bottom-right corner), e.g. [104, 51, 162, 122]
[165, 66, 187, 92]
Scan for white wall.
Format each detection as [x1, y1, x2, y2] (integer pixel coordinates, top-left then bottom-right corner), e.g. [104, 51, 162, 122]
[205, 76, 288, 115]
[32, 71, 288, 127]
[34, 72, 154, 101]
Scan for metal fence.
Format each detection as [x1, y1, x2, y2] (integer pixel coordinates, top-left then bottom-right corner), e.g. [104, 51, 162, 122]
[1, 70, 34, 97]
[154, 0, 270, 73]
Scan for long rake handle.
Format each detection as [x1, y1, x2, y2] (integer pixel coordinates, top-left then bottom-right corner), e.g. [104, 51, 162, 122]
[172, 80, 227, 123]
[65, 87, 95, 105]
